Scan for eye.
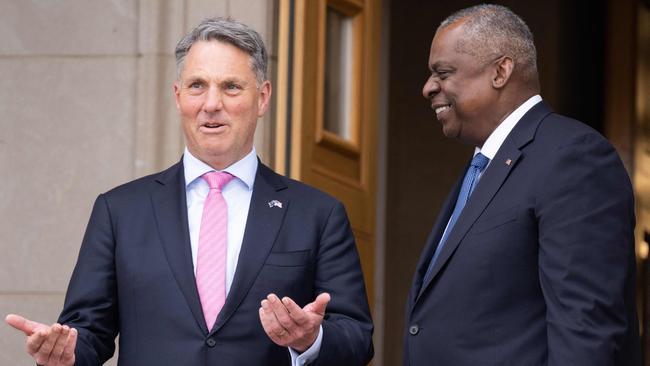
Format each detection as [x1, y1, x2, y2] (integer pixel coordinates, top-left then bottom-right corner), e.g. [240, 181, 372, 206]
[436, 70, 450, 80]
[430, 67, 453, 82]
[223, 82, 243, 95]
[187, 80, 205, 90]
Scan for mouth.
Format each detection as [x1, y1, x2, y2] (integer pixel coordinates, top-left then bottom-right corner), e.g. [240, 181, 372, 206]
[200, 122, 227, 132]
[434, 104, 451, 117]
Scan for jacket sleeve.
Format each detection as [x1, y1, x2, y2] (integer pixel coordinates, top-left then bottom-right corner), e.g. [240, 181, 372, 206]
[313, 201, 374, 366]
[536, 132, 640, 365]
[58, 194, 119, 365]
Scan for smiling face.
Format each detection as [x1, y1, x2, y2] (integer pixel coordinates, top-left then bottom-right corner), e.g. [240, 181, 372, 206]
[422, 20, 499, 147]
[174, 40, 271, 169]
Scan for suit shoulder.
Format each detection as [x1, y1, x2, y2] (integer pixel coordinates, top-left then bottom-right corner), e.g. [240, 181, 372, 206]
[526, 112, 629, 181]
[258, 164, 342, 208]
[537, 112, 610, 148]
[286, 177, 341, 205]
[532, 113, 631, 188]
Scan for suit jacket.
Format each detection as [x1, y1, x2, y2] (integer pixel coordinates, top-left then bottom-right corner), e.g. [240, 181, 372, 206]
[404, 102, 640, 366]
[58, 160, 373, 366]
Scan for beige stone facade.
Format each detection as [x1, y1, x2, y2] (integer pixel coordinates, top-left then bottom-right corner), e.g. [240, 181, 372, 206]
[0, 1, 277, 364]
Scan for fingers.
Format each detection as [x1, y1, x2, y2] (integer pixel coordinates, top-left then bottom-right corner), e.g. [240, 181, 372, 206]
[40, 323, 62, 354]
[259, 299, 289, 346]
[260, 294, 294, 338]
[258, 293, 328, 353]
[6, 316, 76, 366]
[26, 327, 48, 356]
[34, 323, 63, 364]
[266, 294, 298, 332]
[5, 314, 44, 336]
[280, 296, 310, 326]
[304, 292, 330, 316]
[61, 327, 77, 364]
[25, 323, 76, 366]
[49, 325, 70, 363]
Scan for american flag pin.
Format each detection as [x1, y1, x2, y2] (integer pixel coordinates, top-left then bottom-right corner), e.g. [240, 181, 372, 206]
[505, 159, 512, 166]
[267, 200, 283, 208]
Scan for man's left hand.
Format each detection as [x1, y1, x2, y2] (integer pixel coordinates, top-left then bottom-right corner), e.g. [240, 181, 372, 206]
[259, 292, 330, 352]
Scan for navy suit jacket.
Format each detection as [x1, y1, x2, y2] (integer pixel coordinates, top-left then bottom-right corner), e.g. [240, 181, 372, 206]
[404, 102, 640, 365]
[58, 160, 373, 365]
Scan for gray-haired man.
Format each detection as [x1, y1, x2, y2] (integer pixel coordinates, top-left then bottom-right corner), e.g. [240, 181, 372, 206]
[406, 4, 640, 365]
[6, 17, 373, 366]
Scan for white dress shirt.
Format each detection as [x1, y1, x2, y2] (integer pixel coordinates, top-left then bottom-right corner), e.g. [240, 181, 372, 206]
[184, 147, 256, 289]
[183, 147, 321, 365]
[474, 95, 543, 167]
[439, 95, 543, 241]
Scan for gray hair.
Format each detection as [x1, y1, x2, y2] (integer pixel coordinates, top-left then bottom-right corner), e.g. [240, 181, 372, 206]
[439, 4, 538, 84]
[175, 17, 268, 84]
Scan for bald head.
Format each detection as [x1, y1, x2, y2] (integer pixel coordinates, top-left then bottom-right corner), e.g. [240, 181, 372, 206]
[438, 4, 539, 91]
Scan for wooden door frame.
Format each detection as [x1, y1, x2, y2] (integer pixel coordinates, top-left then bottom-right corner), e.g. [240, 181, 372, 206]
[274, 0, 382, 320]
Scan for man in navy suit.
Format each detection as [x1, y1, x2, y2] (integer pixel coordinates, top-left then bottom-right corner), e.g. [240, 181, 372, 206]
[405, 4, 640, 365]
[6, 18, 373, 366]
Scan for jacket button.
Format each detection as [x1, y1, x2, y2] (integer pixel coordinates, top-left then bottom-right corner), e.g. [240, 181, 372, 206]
[409, 325, 419, 335]
[206, 338, 217, 347]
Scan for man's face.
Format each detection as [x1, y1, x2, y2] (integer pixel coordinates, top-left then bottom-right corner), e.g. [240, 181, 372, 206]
[174, 40, 271, 169]
[422, 21, 497, 146]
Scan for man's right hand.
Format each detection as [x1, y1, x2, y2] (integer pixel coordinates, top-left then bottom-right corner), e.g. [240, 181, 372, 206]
[5, 314, 76, 366]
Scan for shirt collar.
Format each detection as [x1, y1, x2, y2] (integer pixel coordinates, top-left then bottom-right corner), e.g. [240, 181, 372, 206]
[183, 147, 258, 190]
[475, 95, 542, 159]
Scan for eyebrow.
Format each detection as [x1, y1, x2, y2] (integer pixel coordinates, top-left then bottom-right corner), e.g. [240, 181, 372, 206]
[184, 75, 204, 82]
[220, 76, 249, 84]
[182, 75, 251, 86]
[429, 62, 455, 71]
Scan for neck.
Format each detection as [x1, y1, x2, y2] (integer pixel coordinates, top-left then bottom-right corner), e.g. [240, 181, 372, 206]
[187, 148, 253, 172]
[474, 89, 537, 148]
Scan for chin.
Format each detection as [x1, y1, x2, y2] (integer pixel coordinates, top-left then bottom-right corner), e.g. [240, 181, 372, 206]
[190, 144, 228, 159]
[205, 147, 232, 159]
[441, 126, 459, 140]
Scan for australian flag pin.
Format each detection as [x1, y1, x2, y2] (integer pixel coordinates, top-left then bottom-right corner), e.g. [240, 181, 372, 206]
[268, 200, 283, 208]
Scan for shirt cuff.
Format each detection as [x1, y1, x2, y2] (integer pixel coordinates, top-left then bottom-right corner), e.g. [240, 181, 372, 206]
[289, 324, 323, 366]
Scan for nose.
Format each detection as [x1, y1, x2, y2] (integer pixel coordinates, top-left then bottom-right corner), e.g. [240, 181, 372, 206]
[203, 85, 223, 112]
[422, 76, 440, 99]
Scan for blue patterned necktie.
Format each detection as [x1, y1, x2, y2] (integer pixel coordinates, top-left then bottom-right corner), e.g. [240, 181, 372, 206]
[423, 152, 490, 284]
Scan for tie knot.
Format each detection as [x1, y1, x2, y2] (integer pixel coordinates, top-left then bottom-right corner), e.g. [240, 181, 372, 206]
[471, 153, 490, 172]
[201, 171, 234, 191]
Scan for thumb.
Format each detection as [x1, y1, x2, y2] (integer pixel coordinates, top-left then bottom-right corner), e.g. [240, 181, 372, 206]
[304, 293, 330, 316]
[5, 314, 44, 336]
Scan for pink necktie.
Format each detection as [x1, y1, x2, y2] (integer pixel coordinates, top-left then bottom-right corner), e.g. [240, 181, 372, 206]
[196, 171, 234, 331]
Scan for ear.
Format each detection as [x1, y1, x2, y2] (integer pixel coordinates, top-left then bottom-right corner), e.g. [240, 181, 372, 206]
[173, 81, 181, 110]
[257, 80, 272, 117]
[492, 56, 514, 89]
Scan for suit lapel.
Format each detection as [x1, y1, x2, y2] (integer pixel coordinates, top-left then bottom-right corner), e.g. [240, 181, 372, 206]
[150, 161, 208, 334]
[210, 163, 289, 335]
[408, 175, 462, 308]
[415, 101, 553, 301]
